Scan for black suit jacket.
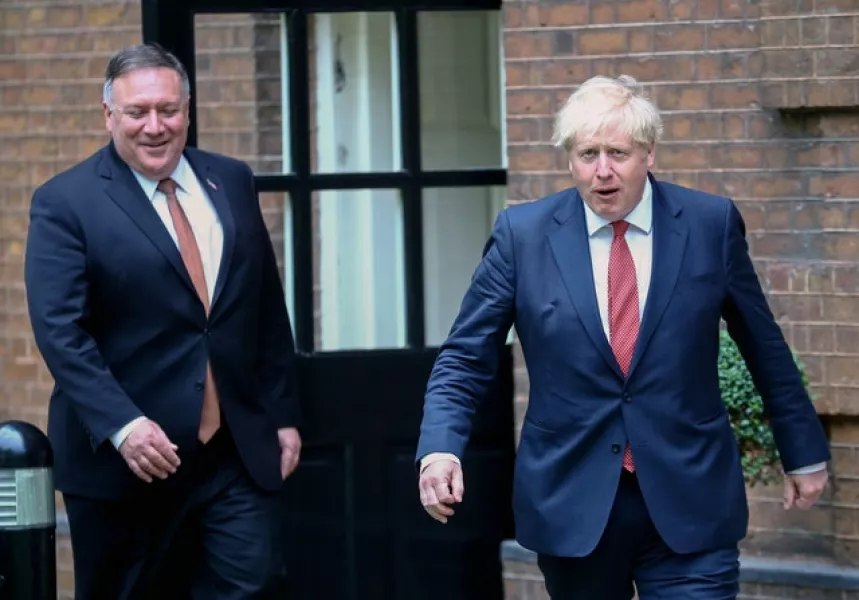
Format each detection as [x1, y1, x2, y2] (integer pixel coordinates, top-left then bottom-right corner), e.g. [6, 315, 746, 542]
[25, 142, 301, 500]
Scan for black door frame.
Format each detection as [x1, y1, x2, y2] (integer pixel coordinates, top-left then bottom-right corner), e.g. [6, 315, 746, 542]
[141, 0, 507, 354]
[141, 3, 515, 597]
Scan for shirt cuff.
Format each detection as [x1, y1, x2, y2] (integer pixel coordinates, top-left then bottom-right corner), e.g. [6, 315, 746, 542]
[420, 452, 460, 473]
[109, 417, 147, 449]
[787, 462, 826, 475]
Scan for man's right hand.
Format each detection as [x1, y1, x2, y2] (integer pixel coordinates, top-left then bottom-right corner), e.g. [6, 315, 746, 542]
[419, 459, 464, 524]
[118, 419, 181, 483]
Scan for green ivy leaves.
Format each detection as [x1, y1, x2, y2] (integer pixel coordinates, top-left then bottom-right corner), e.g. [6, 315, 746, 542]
[718, 329, 810, 487]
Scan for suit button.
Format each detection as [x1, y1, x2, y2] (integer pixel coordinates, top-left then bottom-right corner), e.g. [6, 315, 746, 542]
[195, 381, 204, 391]
[623, 393, 631, 403]
[204, 328, 210, 336]
[611, 444, 621, 454]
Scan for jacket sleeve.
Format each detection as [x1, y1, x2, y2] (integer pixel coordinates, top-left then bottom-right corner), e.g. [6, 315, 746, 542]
[721, 200, 830, 472]
[245, 165, 302, 429]
[415, 209, 516, 463]
[25, 186, 143, 448]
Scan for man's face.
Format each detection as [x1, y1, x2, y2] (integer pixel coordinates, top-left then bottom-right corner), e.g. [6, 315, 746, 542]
[103, 67, 189, 181]
[568, 128, 655, 222]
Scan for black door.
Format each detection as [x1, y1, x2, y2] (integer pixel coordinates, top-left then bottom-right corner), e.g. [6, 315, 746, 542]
[142, 1, 514, 598]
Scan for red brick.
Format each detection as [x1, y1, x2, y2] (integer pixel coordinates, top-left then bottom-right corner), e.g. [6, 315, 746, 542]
[537, 60, 591, 86]
[507, 90, 554, 116]
[577, 30, 628, 55]
[616, 0, 666, 23]
[505, 32, 552, 60]
[668, 0, 694, 20]
[589, 2, 616, 25]
[528, 4, 588, 28]
[654, 25, 706, 52]
[810, 173, 858, 198]
[707, 23, 760, 49]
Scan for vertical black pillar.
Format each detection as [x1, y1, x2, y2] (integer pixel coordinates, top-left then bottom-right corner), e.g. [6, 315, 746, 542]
[141, 0, 199, 147]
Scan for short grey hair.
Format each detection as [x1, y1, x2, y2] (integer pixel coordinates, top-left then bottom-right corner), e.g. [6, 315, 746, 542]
[552, 75, 663, 152]
[103, 43, 191, 107]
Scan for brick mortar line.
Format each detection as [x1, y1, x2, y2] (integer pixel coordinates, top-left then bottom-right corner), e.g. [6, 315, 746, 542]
[0, 75, 278, 85]
[739, 198, 859, 202]
[504, 19, 759, 33]
[506, 110, 761, 115]
[506, 48, 760, 62]
[760, 13, 859, 21]
[761, 45, 859, 50]
[6, 25, 141, 36]
[744, 527, 835, 537]
[750, 229, 859, 233]
[506, 78, 859, 89]
[506, 168, 859, 174]
[509, 139, 859, 145]
[507, 77, 859, 85]
[0, 52, 129, 60]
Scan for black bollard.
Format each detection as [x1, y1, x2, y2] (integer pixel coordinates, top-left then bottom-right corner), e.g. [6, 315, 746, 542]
[0, 421, 56, 600]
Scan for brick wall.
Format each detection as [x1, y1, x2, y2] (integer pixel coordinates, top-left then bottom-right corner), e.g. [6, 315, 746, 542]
[504, 0, 859, 595]
[0, 2, 284, 596]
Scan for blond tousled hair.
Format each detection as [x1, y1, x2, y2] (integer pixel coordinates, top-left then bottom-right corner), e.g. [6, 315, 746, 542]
[551, 75, 663, 152]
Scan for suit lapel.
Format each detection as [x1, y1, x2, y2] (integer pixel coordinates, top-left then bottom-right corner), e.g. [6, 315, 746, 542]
[100, 144, 197, 296]
[548, 190, 624, 379]
[184, 150, 236, 312]
[627, 179, 688, 378]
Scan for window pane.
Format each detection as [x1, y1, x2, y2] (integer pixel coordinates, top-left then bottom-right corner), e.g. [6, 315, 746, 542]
[311, 13, 401, 173]
[258, 192, 295, 332]
[194, 13, 291, 173]
[422, 186, 507, 347]
[418, 11, 505, 171]
[315, 189, 405, 350]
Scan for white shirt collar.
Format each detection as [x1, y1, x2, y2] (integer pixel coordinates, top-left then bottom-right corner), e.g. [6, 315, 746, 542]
[583, 177, 653, 237]
[130, 154, 194, 202]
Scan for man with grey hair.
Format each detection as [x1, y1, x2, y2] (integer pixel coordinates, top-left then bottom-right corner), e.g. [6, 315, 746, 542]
[25, 42, 301, 599]
[415, 74, 830, 598]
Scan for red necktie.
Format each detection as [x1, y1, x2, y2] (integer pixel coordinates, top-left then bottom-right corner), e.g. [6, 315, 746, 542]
[158, 178, 221, 443]
[608, 220, 639, 472]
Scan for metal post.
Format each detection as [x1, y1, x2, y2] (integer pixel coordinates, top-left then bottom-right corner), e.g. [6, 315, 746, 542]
[0, 421, 56, 600]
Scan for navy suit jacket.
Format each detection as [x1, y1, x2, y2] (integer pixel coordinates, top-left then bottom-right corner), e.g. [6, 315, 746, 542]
[416, 175, 830, 557]
[25, 143, 301, 500]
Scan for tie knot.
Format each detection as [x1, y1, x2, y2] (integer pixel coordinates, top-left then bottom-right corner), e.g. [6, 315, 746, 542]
[158, 178, 177, 196]
[611, 220, 630, 238]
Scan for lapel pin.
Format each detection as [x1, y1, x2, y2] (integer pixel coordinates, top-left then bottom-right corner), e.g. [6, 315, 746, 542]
[206, 178, 218, 191]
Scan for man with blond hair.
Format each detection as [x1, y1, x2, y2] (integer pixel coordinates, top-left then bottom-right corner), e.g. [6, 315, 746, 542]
[414, 75, 830, 598]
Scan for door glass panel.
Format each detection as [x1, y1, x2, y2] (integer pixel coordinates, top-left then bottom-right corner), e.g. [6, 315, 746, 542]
[418, 11, 505, 171]
[314, 189, 406, 350]
[194, 13, 291, 174]
[422, 186, 508, 346]
[310, 12, 401, 173]
[258, 192, 295, 332]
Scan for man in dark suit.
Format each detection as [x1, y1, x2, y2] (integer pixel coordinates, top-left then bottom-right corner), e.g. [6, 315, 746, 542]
[416, 75, 830, 598]
[24, 43, 301, 599]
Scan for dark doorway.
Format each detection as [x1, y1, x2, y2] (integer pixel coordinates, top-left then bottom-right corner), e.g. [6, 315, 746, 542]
[142, 1, 514, 598]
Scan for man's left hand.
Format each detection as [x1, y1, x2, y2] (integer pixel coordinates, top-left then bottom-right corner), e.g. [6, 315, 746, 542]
[784, 469, 828, 510]
[277, 427, 301, 480]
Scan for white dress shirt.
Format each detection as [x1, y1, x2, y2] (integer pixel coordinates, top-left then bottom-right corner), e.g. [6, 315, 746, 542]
[422, 179, 823, 475]
[109, 156, 224, 449]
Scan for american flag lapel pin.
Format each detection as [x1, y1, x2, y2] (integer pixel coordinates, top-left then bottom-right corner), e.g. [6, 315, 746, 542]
[206, 178, 218, 191]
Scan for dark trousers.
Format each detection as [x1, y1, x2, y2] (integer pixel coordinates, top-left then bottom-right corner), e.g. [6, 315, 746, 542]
[537, 470, 740, 600]
[64, 428, 285, 600]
